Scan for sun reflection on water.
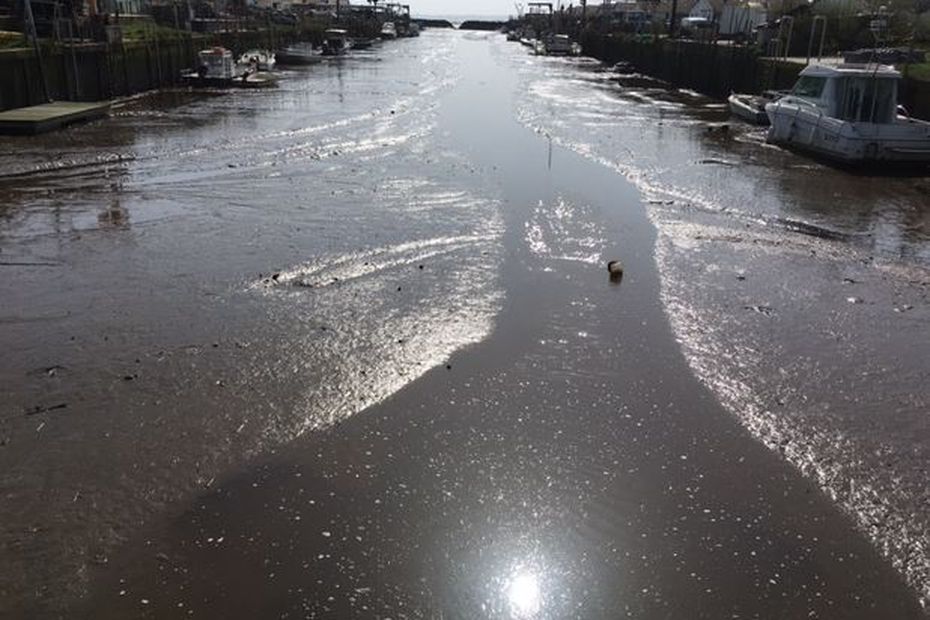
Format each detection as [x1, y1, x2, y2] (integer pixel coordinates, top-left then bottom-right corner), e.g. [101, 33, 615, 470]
[505, 570, 542, 617]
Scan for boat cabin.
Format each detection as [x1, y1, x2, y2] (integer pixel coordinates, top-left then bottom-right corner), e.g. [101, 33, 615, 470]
[787, 63, 901, 124]
[197, 48, 236, 80]
[322, 29, 349, 54]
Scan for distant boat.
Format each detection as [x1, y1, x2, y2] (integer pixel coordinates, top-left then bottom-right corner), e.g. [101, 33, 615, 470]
[181, 47, 277, 88]
[237, 49, 276, 72]
[351, 37, 378, 50]
[534, 34, 579, 56]
[381, 21, 398, 39]
[766, 63, 930, 164]
[322, 29, 349, 56]
[407, 22, 420, 37]
[276, 43, 324, 66]
[181, 47, 237, 87]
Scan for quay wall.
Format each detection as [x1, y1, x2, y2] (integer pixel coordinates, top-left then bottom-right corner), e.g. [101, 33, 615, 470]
[580, 34, 802, 97]
[0, 30, 299, 111]
[581, 33, 930, 120]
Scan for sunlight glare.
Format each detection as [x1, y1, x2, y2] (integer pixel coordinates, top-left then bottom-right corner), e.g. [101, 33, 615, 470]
[507, 571, 541, 617]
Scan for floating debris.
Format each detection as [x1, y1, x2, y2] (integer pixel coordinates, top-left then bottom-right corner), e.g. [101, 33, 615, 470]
[607, 260, 624, 281]
[25, 403, 68, 416]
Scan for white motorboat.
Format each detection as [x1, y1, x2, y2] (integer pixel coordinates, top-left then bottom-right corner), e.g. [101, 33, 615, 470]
[182, 47, 238, 86]
[237, 49, 276, 72]
[380, 21, 397, 39]
[275, 43, 324, 66]
[766, 63, 930, 164]
[534, 34, 580, 56]
[728, 92, 781, 125]
[322, 29, 349, 56]
[181, 47, 277, 88]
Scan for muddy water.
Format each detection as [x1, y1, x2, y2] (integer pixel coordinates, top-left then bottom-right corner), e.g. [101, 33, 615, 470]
[0, 31, 927, 617]
[0, 37, 503, 614]
[510, 50, 930, 607]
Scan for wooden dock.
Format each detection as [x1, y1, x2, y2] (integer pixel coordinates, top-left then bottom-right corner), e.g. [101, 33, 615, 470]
[0, 101, 110, 135]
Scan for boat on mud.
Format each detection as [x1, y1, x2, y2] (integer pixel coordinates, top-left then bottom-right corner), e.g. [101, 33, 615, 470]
[322, 29, 350, 56]
[275, 43, 324, 66]
[766, 63, 930, 164]
[728, 91, 784, 125]
[235, 72, 278, 89]
[182, 47, 239, 87]
[351, 37, 378, 50]
[237, 49, 276, 72]
[181, 48, 277, 88]
[381, 21, 398, 39]
[534, 34, 581, 56]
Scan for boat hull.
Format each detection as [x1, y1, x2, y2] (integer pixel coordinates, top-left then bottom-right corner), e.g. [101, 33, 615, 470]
[181, 73, 235, 88]
[766, 101, 930, 164]
[728, 94, 769, 125]
[275, 50, 323, 66]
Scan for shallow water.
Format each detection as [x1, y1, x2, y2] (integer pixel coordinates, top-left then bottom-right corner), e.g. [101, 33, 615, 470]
[0, 30, 928, 617]
[0, 36, 505, 612]
[509, 48, 930, 607]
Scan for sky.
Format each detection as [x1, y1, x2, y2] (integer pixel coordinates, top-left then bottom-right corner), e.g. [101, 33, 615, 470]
[412, 0, 594, 18]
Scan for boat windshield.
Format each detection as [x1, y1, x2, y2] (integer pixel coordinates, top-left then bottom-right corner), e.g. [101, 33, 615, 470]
[792, 76, 826, 99]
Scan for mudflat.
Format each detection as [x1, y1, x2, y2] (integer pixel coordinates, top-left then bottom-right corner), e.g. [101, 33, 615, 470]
[1, 31, 927, 619]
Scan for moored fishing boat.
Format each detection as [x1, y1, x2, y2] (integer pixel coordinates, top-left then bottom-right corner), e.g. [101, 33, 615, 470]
[534, 34, 580, 56]
[322, 29, 350, 56]
[233, 71, 278, 89]
[275, 43, 324, 66]
[237, 49, 276, 72]
[766, 63, 930, 164]
[181, 47, 238, 87]
[380, 21, 398, 39]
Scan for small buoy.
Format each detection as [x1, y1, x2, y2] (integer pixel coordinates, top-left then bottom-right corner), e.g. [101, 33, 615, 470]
[607, 260, 624, 278]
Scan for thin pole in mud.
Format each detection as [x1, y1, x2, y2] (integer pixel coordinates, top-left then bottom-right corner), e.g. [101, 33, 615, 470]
[669, 0, 678, 37]
[23, 0, 51, 102]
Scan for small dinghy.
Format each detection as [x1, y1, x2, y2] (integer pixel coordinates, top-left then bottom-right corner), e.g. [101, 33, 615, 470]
[237, 49, 276, 72]
[233, 71, 278, 89]
[728, 93, 771, 125]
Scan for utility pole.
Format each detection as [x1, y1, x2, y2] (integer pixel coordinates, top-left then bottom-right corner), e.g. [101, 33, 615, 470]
[22, 0, 51, 102]
[669, 0, 678, 37]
